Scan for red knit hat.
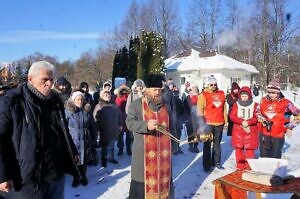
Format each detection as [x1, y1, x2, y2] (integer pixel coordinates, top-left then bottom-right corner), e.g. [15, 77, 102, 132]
[238, 86, 252, 99]
[266, 79, 281, 93]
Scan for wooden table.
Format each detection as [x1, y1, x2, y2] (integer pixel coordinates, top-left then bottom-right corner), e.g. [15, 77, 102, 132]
[212, 170, 300, 199]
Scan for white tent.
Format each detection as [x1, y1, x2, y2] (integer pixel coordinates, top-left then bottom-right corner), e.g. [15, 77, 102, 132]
[165, 49, 259, 94]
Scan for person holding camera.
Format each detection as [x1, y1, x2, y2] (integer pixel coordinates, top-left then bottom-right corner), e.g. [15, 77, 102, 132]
[256, 79, 300, 158]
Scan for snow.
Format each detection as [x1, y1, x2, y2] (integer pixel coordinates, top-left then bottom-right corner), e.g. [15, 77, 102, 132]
[165, 49, 259, 74]
[65, 91, 300, 199]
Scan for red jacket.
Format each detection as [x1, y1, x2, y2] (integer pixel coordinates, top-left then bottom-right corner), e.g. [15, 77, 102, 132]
[202, 90, 226, 124]
[230, 101, 259, 149]
[259, 97, 291, 138]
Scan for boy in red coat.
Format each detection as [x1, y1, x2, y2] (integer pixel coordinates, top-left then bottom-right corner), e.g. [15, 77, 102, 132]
[230, 86, 259, 170]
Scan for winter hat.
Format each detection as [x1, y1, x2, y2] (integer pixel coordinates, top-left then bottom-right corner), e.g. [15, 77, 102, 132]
[79, 81, 88, 89]
[189, 81, 198, 88]
[145, 74, 165, 88]
[238, 86, 252, 100]
[71, 91, 84, 102]
[133, 79, 145, 88]
[56, 77, 69, 86]
[103, 81, 112, 90]
[185, 81, 190, 88]
[231, 82, 240, 91]
[207, 75, 217, 85]
[266, 79, 281, 93]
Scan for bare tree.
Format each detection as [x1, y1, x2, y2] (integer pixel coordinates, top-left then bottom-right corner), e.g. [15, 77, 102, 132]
[225, 0, 238, 30]
[122, 0, 141, 37]
[142, 0, 181, 57]
[186, 0, 222, 50]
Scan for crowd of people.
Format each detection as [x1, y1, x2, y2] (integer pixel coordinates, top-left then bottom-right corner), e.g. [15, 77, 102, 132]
[0, 60, 300, 199]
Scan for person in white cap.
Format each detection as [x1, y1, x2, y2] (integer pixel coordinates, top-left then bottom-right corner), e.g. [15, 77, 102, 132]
[65, 91, 93, 187]
[197, 75, 227, 172]
[256, 79, 300, 158]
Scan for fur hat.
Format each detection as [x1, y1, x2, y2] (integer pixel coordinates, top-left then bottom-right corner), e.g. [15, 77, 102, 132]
[267, 79, 281, 93]
[103, 81, 112, 91]
[145, 74, 165, 88]
[207, 75, 217, 85]
[133, 79, 145, 88]
[71, 91, 84, 102]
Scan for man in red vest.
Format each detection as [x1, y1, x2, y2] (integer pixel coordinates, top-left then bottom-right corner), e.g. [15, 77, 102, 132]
[126, 74, 174, 199]
[197, 75, 227, 172]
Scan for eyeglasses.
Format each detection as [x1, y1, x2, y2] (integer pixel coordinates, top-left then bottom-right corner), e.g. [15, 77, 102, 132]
[209, 84, 217, 87]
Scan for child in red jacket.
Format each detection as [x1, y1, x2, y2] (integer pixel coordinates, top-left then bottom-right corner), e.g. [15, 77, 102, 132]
[230, 86, 259, 170]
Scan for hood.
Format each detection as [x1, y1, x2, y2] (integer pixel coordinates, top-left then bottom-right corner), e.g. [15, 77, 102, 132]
[238, 86, 252, 100]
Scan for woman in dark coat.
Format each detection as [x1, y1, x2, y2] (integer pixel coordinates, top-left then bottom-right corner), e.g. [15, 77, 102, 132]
[93, 90, 121, 170]
[226, 82, 240, 136]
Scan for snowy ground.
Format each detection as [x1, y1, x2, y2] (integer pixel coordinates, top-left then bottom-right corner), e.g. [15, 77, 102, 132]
[65, 90, 300, 199]
[65, 126, 300, 199]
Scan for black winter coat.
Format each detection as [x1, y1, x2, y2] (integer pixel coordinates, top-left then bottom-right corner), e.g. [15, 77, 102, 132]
[0, 84, 80, 191]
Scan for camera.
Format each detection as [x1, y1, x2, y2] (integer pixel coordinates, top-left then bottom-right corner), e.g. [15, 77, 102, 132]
[263, 120, 273, 132]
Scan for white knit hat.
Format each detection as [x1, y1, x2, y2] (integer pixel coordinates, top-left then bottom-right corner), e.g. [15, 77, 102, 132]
[207, 75, 217, 84]
[71, 91, 84, 102]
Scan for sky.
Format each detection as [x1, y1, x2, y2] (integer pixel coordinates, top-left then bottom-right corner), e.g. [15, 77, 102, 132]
[0, 0, 299, 63]
[63, 90, 300, 199]
[0, 0, 138, 62]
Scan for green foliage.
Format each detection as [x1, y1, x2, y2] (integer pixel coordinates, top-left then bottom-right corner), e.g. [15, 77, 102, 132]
[137, 31, 165, 80]
[128, 36, 140, 84]
[112, 47, 128, 89]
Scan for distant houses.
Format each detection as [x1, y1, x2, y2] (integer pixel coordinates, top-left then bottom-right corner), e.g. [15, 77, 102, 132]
[164, 49, 259, 93]
[0, 62, 27, 86]
[0, 62, 16, 83]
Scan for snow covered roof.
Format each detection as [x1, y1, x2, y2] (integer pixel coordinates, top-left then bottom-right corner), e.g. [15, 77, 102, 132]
[165, 49, 259, 74]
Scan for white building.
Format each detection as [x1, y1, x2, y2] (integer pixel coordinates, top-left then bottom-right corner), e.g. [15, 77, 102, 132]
[164, 49, 259, 94]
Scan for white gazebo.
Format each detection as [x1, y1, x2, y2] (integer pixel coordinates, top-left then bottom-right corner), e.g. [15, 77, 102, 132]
[164, 49, 259, 94]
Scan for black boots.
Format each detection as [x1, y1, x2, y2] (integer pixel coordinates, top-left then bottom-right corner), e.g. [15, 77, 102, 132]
[72, 165, 88, 188]
[72, 177, 80, 188]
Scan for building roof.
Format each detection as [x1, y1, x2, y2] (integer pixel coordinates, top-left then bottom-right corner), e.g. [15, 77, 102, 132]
[165, 49, 259, 74]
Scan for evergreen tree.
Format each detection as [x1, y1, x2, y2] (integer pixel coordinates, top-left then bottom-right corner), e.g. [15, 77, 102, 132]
[128, 36, 140, 83]
[112, 50, 121, 89]
[14, 62, 23, 84]
[120, 46, 129, 80]
[137, 31, 164, 80]
[112, 46, 130, 89]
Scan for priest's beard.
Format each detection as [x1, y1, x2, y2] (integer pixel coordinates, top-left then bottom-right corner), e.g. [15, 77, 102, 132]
[150, 96, 162, 105]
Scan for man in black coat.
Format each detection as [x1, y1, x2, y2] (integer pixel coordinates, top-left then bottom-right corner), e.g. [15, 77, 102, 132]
[0, 61, 80, 199]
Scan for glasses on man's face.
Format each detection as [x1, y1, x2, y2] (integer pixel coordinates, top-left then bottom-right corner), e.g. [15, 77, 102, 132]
[209, 84, 217, 87]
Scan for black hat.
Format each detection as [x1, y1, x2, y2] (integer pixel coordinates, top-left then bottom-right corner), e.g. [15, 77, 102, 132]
[145, 74, 165, 88]
[56, 77, 69, 86]
[79, 81, 88, 89]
